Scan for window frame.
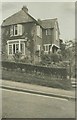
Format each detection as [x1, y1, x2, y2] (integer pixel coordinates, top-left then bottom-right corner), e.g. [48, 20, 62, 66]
[36, 25, 42, 38]
[43, 44, 51, 53]
[10, 24, 22, 37]
[8, 42, 25, 55]
[46, 29, 51, 36]
[55, 22, 59, 41]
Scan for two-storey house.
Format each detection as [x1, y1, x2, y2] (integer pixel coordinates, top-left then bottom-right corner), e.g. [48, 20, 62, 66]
[1, 6, 60, 64]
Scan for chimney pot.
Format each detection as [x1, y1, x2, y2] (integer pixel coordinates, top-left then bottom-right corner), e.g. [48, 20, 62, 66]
[22, 6, 28, 13]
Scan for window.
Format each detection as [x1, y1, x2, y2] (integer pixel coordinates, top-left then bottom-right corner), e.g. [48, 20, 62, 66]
[8, 41, 25, 55]
[16, 44, 19, 53]
[46, 29, 51, 35]
[55, 22, 58, 41]
[43, 44, 51, 53]
[13, 44, 15, 54]
[56, 30, 58, 41]
[10, 24, 22, 37]
[14, 25, 18, 35]
[36, 25, 42, 38]
[9, 45, 12, 54]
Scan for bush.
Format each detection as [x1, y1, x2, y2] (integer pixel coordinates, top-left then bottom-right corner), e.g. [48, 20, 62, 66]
[13, 52, 22, 62]
[50, 53, 59, 63]
[41, 52, 61, 65]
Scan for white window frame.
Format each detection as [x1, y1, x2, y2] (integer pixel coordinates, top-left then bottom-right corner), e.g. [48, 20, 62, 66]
[10, 24, 22, 37]
[55, 22, 58, 41]
[44, 44, 51, 53]
[14, 25, 18, 36]
[7, 39, 26, 55]
[46, 29, 51, 36]
[20, 43, 25, 55]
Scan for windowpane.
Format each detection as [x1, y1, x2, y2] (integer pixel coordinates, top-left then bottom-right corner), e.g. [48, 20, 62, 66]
[14, 25, 18, 35]
[13, 44, 15, 54]
[44, 44, 51, 52]
[37, 25, 42, 38]
[16, 44, 19, 53]
[18, 24, 22, 35]
[46, 29, 51, 35]
[9, 45, 12, 54]
[56, 30, 58, 41]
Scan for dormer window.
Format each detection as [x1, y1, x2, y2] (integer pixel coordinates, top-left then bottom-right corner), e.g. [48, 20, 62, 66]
[10, 24, 22, 37]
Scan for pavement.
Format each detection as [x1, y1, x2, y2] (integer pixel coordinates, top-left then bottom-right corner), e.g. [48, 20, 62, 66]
[1, 79, 75, 100]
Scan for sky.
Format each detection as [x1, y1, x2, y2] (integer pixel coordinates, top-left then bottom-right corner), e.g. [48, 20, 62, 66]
[0, 2, 75, 41]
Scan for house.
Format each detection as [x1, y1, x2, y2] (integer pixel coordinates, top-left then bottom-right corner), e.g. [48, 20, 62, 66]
[1, 6, 60, 64]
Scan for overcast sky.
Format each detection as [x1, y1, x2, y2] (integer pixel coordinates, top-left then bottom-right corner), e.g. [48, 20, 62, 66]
[1, 2, 75, 41]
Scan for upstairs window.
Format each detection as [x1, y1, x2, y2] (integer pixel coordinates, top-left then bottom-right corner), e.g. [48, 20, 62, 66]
[55, 22, 58, 41]
[56, 30, 58, 41]
[14, 25, 18, 35]
[36, 25, 42, 38]
[46, 29, 51, 35]
[10, 24, 22, 37]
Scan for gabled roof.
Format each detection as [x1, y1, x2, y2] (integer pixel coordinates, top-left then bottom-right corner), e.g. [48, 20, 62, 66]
[2, 6, 59, 32]
[41, 18, 57, 29]
[2, 8, 37, 26]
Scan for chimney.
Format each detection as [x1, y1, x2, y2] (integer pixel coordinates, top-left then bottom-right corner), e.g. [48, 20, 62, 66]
[22, 5, 28, 13]
[38, 19, 42, 25]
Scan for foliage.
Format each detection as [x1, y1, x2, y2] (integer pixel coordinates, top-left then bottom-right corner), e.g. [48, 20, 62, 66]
[60, 40, 75, 78]
[13, 52, 31, 63]
[13, 52, 22, 62]
[40, 52, 62, 66]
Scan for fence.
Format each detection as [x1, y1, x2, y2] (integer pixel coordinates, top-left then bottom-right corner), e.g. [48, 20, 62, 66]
[1, 61, 67, 79]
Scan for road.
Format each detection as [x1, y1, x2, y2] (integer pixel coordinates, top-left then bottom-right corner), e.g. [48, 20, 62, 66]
[2, 88, 75, 118]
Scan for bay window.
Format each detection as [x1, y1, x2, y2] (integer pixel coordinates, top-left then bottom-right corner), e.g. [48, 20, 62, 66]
[7, 39, 26, 55]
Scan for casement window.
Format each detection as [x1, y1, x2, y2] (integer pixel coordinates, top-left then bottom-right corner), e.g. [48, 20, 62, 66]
[10, 24, 22, 37]
[36, 25, 42, 38]
[46, 29, 51, 35]
[8, 43, 19, 54]
[43, 44, 51, 53]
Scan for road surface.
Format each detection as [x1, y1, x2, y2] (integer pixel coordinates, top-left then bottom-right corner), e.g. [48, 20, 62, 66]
[2, 88, 75, 118]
